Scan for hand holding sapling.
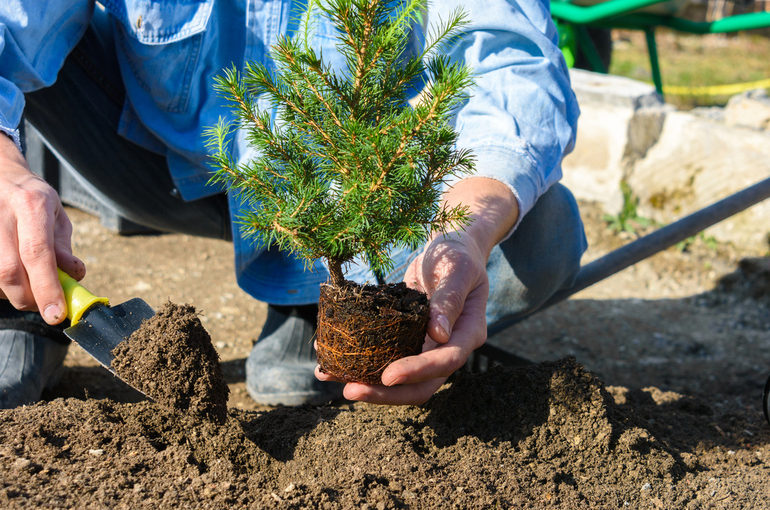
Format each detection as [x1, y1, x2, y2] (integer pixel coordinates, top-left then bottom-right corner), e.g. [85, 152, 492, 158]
[207, 0, 476, 384]
[320, 177, 520, 404]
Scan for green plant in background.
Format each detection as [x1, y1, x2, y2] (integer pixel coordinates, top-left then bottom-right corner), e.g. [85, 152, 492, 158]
[604, 182, 721, 252]
[555, 18, 577, 68]
[206, 0, 475, 287]
[603, 181, 656, 235]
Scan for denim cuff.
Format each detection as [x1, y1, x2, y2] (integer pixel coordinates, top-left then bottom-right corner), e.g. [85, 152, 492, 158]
[0, 124, 22, 153]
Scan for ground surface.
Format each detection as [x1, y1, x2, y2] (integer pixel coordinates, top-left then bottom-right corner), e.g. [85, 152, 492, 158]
[1, 201, 770, 509]
[610, 30, 770, 110]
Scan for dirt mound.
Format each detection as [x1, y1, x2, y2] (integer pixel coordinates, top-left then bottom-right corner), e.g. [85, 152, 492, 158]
[3, 357, 766, 509]
[697, 257, 770, 332]
[111, 301, 229, 423]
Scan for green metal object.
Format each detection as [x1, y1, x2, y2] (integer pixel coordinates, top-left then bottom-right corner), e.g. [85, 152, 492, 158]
[574, 24, 608, 73]
[644, 27, 662, 94]
[551, 0, 770, 30]
[550, 0, 679, 24]
[589, 11, 770, 34]
[551, 0, 770, 97]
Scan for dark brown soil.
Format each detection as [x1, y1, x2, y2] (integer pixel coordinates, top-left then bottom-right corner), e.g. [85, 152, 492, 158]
[2, 203, 770, 508]
[111, 301, 229, 424]
[317, 281, 429, 384]
[5, 357, 767, 509]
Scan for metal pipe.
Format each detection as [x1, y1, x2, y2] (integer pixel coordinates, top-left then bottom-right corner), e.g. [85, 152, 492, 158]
[644, 27, 662, 95]
[550, 0, 679, 24]
[582, 11, 770, 34]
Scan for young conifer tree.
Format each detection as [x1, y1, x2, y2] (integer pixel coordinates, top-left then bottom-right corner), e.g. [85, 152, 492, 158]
[207, 0, 475, 287]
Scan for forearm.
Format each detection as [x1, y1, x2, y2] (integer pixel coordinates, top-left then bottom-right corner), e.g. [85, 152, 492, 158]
[440, 177, 519, 261]
[430, 0, 579, 222]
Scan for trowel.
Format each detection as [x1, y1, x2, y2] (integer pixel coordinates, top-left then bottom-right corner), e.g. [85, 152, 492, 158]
[57, 268, 155, 377]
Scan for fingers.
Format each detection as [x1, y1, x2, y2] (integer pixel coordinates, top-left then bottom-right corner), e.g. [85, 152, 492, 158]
[336, 342, 469, 405]
[54, 210, 86, 281]
[380, 345, 466, 387]
[12, 191, 67, 324]
[380, 296, 486, 382]
[0, 238, 27, 305]
[316, 364, 448, 405]
[412, 237, 487, 346]
[0, 147, 77, 324]
[344, 377, 448, 406]
[314, 366, 346, 383]
[405, 252, 453, 343]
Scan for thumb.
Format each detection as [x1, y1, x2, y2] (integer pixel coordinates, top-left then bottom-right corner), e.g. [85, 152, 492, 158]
[425, 282, 467, 345]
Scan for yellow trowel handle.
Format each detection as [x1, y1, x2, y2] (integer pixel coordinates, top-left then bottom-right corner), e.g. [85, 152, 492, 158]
[57, 268, 110, 326]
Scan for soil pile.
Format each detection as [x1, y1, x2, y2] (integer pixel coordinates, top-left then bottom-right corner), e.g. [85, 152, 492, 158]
[111, 301, 229, 423]
[2, 357, 767, 508]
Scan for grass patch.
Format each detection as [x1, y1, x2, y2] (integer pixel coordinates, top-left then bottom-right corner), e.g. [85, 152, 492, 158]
[603, 181, 656, 235]
[609, 29, 770, 110]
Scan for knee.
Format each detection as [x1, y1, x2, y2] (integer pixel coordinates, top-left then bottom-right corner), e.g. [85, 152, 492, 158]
[485, 183, 587, 326]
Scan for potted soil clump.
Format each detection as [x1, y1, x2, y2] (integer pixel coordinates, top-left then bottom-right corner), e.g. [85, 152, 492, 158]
[207, 0, 474, 383]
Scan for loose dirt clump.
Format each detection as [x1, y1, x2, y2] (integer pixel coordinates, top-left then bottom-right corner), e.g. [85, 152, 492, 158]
[111, 301, 229, 424]
[317, 281, 429, 384]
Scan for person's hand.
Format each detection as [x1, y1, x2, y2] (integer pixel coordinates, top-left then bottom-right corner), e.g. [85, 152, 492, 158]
[315, 176, 519, 405]
[315, 231, 490, 405]
[0, 132, 84, 324]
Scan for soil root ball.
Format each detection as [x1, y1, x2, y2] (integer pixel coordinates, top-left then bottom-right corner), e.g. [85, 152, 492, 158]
[316, 281, 429, 384]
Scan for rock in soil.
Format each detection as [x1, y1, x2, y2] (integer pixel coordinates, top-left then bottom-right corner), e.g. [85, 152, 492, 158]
[111, 301, 229, 423]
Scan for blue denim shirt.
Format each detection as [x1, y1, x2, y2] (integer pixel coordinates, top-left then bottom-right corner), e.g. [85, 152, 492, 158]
[0, 0, 579, 305]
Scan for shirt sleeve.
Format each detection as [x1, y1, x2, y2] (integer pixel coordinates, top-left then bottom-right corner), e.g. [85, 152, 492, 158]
[0, 1, 94, 150]
[427, 0, 580, 235]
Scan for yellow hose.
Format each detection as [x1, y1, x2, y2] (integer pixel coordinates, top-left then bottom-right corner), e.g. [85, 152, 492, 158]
[661, 78, 770, 96]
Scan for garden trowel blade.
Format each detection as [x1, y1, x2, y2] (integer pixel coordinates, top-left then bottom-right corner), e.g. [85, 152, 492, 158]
[63, 298, 155, 375]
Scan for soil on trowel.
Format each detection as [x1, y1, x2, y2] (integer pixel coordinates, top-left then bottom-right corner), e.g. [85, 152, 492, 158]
[2, 356, 768, 508]
[111, 301, 229, 423]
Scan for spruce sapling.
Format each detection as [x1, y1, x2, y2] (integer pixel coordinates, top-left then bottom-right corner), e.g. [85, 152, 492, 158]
[206, 0, 475, 289]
